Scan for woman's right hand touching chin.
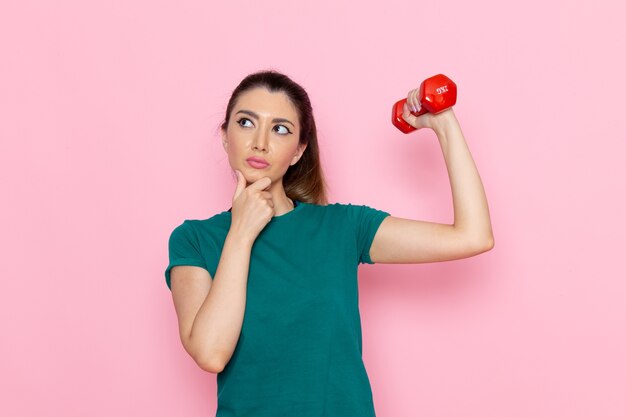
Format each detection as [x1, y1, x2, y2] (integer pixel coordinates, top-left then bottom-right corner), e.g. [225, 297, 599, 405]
[229, 170, 275, 243]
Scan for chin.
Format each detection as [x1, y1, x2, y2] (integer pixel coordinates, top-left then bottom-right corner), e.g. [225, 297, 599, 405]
[242, 167, 272, 180]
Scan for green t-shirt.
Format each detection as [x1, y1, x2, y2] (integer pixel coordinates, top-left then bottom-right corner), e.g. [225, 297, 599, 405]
[165, 200, 391, 417]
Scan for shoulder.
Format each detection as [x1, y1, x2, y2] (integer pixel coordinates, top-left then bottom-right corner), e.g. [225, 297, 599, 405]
[308, 201, 358, 211]
[171, 209, 231, 236]
[303, 201, 389, 226]
[325, 201, 390, 217]
[298, 201, 351, 217]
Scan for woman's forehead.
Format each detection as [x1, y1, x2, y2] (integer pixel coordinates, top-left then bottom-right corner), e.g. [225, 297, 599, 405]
[234, 87, 298, 119]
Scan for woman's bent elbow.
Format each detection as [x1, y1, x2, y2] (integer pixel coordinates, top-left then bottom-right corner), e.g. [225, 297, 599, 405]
[197, 356, 224, 374]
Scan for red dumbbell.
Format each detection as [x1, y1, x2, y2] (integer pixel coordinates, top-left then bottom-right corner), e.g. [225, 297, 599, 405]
[391, 74, 457, 134]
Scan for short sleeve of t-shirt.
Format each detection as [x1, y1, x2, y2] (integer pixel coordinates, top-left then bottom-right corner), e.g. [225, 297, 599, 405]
[342, 203, 391, 264]
[164, 220, 210, 290]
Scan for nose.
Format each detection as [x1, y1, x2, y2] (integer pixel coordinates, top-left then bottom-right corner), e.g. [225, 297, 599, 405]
[252, 127, 269, 152]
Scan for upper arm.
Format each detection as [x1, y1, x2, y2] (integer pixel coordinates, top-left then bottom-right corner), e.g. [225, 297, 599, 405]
[369, 216, 494, 264]
[170, 265, 213, 361]
[164, 221, 216, 367]
[341, 203, 391, 265]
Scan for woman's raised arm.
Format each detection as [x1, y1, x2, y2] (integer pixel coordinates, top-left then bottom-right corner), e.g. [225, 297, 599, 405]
[369, 106, 494, 264]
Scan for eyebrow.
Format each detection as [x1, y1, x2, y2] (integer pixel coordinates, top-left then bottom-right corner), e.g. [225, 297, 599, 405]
[235, 110, 295, 127]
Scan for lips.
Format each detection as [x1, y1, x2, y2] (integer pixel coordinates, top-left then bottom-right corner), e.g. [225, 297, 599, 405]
[246, 157, 269, 168]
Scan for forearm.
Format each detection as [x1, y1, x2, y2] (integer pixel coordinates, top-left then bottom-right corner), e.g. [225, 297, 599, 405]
[189, 231, 253, 371]
[432, 109, 494, 246]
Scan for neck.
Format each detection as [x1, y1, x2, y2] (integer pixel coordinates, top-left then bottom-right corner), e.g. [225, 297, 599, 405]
[273, 196, 295, 217]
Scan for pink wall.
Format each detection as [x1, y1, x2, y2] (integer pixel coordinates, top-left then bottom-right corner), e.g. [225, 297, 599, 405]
[1, 0, 624, 416]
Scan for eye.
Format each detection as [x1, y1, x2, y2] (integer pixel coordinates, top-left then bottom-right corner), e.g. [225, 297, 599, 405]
[274, 125, 292, 135]
[236, 118, 253, 128]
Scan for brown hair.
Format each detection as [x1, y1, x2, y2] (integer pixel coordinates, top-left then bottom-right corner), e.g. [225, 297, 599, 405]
[219, 69, 329, 205]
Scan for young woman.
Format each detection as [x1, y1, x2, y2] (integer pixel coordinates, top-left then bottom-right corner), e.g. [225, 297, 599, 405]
[165, 69, 494, 416]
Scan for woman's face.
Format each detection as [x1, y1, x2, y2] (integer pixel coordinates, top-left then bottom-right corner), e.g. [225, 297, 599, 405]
[222, 87, 307, 187]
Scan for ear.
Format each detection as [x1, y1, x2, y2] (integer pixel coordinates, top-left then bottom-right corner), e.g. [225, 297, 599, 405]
[291, 143, 308, 166]
[221, 129, 228, 151]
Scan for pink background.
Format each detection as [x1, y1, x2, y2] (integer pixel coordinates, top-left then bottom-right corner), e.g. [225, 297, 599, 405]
[1, 0, 624, 416]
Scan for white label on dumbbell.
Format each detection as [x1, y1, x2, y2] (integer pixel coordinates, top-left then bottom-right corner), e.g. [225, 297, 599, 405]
[436, 85, 449, 94]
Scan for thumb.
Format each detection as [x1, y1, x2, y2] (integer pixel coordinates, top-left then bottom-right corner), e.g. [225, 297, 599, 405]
[402, 103, 424, 130]
[233, 170, 247, 200]
[401, 102, 421, 129]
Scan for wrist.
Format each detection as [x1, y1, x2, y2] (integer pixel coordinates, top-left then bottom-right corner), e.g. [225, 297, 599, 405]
[226, 228, 255, 248]
[431, 108, 459, 138]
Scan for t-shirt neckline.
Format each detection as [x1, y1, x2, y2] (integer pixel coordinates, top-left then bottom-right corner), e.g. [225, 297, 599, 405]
[270, 199, 303, 221]
[226, 200, 304, 222]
